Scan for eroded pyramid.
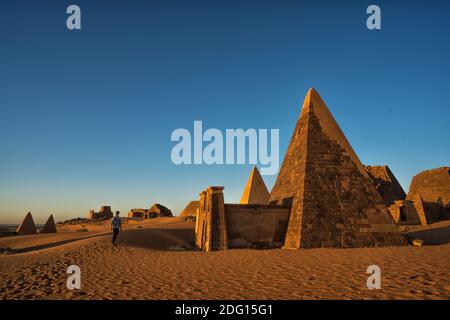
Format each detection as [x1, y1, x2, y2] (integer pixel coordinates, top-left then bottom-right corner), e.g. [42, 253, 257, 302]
[240, 166, 270, 205]
[407, 167, 450, 204]
[41, 214, 57, 234]
[179, 201, 200, 218]
[16, 212, 37, 235]
[269, 88, 406, 249]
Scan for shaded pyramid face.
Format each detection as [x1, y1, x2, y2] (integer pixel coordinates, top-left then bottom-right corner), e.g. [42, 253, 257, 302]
[240, 166, 270, 205]
[16, 212, 37, 235]
[270, 88, 406, 249]
[41, 214, 57, 234]
[365, 165, 406, 206]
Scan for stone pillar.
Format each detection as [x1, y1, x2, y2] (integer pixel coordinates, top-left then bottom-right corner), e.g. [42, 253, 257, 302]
[194, 208, 200, 233]
[195, 186, 228, 251]
[195, 190, 208, 250]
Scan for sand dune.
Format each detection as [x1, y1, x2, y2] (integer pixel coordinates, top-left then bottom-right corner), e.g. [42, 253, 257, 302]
[0, 217, 449, 300]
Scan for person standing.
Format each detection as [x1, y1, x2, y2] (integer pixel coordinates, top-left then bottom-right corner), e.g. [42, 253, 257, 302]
[111, 211, 122, 246]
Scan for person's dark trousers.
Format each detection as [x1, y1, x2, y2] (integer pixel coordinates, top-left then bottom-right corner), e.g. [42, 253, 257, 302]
[112, 228, 120, 244]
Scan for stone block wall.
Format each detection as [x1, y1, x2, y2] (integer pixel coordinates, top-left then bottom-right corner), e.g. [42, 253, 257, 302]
[224, 204, 290, 248]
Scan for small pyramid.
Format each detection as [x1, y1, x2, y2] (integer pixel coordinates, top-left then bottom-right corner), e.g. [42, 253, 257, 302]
[16, 212, 37, 235]
[179, 201, 200, 217]
[40, 214, 57, 234]
[270, 88, 406, 249]
[240, 166, 270, 204]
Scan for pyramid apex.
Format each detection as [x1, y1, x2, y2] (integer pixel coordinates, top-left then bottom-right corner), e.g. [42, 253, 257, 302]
[307, 87, 320, 95]
[298, 87, 367, 176]
[301, 87, 323, 113]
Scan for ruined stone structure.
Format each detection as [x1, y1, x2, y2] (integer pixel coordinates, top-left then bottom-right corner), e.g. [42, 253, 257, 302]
[128, 208, 150, 219]
[406, 167, 450, 222]
[40, 214, 57, 233]
[179, 201, 199, 221]
[407, 167, 450, 203]
[364, 166, 449, 226]
[149, 203, 173, 217]
[365, 165, 406, 206]
[269, 88, 406, 249]
[128, 203, 173, 219]
[16, 212, 37, 235]
[387, 199, 427, 226]
[195, 186, 290, 251]
[364, 165, 427, 225]
[88, 206, 113, 220]
[240, 166, 270, 205]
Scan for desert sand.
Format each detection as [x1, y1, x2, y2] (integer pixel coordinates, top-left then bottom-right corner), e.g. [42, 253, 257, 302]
[0, 217, 449, 300]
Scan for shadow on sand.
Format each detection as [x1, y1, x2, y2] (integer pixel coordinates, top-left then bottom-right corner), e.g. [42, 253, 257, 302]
[405, 224, 450, 245]
[2, 232, 110, 255]
[118, 227, 195, 251]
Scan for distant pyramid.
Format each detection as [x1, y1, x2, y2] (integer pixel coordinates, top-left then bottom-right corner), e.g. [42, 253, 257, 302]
[240, 166, 270, 205]
[365, 165, 406, 206]
[179, 201, 200, 218]
[270, 88, 406, 249]
[16, 212, 37, 235]
[40, 214, 57, 234]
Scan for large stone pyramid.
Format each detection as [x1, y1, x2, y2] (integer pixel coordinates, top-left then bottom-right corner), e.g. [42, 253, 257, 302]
[40, 214, 57, 234]
[270, 88, 406, 249]
[240, 166, 270, 205]
[16, 212, 37, 235]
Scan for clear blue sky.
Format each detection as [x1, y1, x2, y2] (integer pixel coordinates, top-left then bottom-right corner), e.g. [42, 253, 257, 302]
[1, 0, 449, 224]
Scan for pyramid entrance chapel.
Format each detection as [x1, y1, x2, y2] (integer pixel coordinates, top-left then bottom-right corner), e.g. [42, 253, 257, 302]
[195, 88, 407, 251]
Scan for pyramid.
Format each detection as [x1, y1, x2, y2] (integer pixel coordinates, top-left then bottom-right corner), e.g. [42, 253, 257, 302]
[16, 212, 37, 235]
[179, 201, 200, 217]
[40, 214, 57, 234]
[365, 165, 406, 206]
[269, 88, 406, 249]
[240, 166, 270, 205]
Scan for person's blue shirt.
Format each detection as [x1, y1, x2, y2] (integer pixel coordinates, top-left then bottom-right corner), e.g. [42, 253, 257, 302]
[111, 216, 121, 230]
